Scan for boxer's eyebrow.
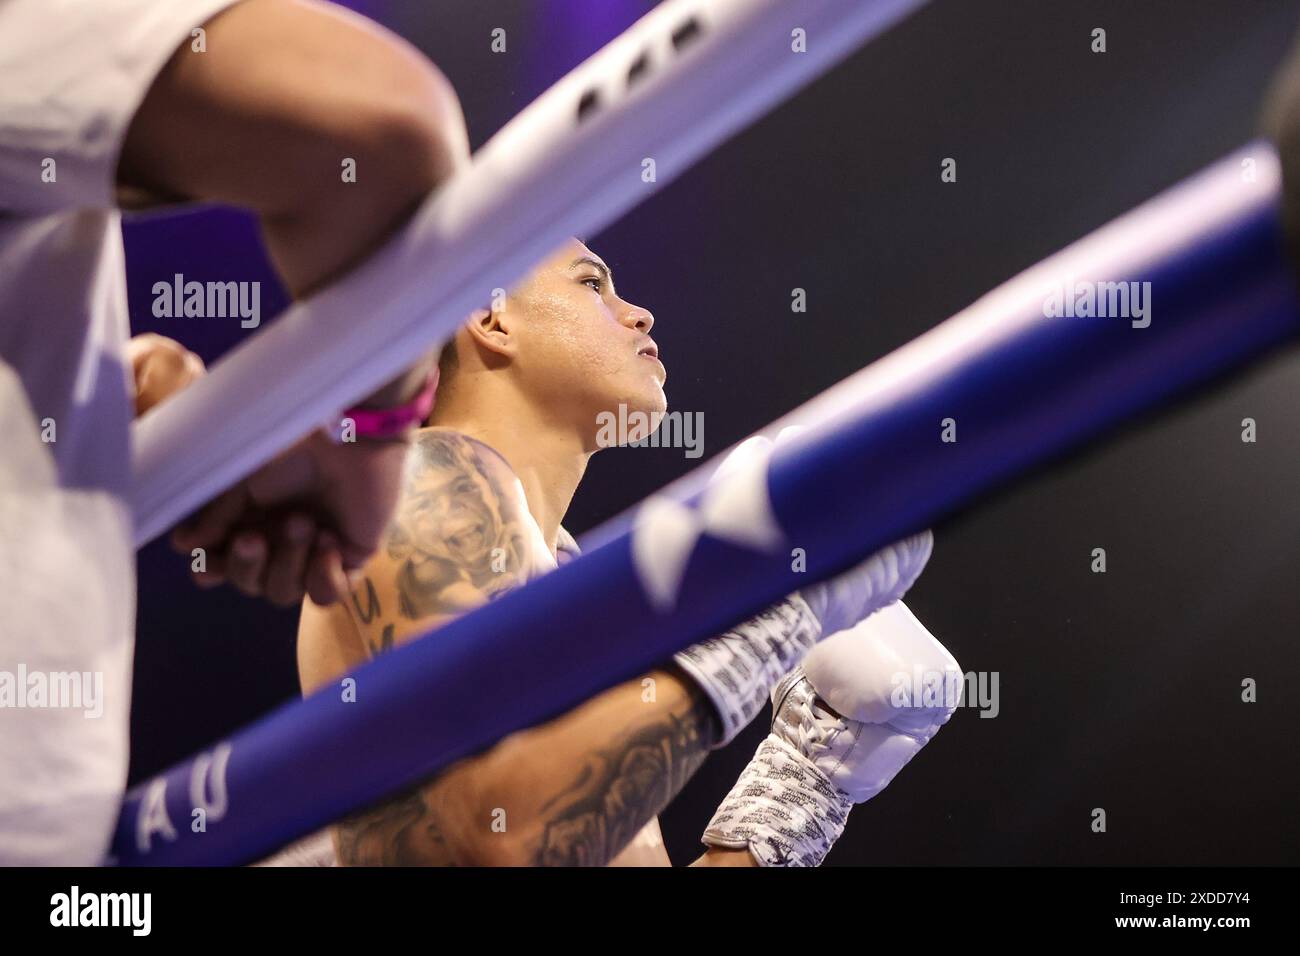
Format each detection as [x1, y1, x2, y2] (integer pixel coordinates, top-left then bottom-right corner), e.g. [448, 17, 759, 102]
[569, 256, 615, 292]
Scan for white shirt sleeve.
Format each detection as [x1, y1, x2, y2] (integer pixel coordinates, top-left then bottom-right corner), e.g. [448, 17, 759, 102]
[0, 0, 242, 215]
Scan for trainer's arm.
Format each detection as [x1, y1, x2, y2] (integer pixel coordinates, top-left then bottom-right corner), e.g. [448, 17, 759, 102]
[298, 429, 718, 866]
[121, 0, 471, 601]
[118, 0, 468, 299]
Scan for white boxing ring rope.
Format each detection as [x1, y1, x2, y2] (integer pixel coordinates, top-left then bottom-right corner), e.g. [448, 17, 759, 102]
[131, 0, 929, 545]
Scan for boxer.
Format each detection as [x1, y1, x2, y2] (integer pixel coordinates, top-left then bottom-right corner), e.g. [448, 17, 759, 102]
[278, 239, 956, 866]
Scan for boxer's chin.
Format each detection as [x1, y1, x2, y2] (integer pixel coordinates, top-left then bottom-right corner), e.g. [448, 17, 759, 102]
[639, 381, 668, 417]
[590, 386, 668, 449]
[626, 367, 668, 416]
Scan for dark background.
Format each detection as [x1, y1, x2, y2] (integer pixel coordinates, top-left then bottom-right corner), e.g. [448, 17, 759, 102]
[125, 0, 1300, 865]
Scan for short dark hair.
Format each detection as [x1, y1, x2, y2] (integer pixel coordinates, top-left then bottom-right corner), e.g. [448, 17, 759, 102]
[421, 340, 459, 426]
[438, 338, 460, 382]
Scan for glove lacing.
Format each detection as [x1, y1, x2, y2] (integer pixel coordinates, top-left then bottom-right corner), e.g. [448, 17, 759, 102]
[789, 690, 845, 764]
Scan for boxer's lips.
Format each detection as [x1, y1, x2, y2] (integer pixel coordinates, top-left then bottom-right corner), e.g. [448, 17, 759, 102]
[637, 342, 664, 375]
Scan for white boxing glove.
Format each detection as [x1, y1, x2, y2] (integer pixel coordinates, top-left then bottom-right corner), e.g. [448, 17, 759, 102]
[799, 601, 961, 797]
[672, 536, 932, 747]
[799, 529, 934, 639]
[702, 602, 961, 866]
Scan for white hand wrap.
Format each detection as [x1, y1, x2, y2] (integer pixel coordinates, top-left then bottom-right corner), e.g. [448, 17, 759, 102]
[673, 595, 821, 747]
[703, 734, 853, 867]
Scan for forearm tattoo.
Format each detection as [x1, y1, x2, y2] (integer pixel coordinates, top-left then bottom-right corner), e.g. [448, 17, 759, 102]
[335, 786, 455, 867]
[534, 695, 716, 866]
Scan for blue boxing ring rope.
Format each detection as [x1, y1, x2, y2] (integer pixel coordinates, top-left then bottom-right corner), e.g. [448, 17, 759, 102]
[112, 143, 1299, 865]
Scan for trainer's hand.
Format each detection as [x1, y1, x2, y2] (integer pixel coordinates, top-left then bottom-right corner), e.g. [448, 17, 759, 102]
[126, 333, 206, 416]
[171, 430, 410, 606]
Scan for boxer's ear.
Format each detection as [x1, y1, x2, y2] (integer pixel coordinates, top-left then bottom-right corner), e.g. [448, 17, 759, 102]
[465, 306, 516, 361]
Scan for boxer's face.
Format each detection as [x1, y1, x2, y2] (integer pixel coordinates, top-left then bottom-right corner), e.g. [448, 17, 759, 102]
[505, 239, 666, 443]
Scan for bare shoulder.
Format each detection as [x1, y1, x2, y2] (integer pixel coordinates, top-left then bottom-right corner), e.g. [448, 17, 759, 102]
[296, 426, 552, 694]
[404, 427, 524, 501]
[380, 427, 550, 625]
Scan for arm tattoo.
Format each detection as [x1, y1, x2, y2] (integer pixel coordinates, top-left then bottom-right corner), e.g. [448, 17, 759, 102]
[337, 429, 716, 867]
[534, 696, 717, 866]
[335, 786, 455, 867]
[384, 430, 536, 620]
[351, 577, 381, 624]
[366, 622, 394, 657]
[335, 429, 540, 866]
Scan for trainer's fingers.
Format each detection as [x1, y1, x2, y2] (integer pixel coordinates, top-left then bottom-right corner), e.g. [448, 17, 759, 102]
[263, 514, 315, 606]
[172, 485, 250, 551]
[305, 534, 351, 607]
[338, 539, 376, 574]
[183, 540, 226, 588]
[192, 564, 226, 589]
[224, 532, 269, 597]
[244, 437, 321, 506]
